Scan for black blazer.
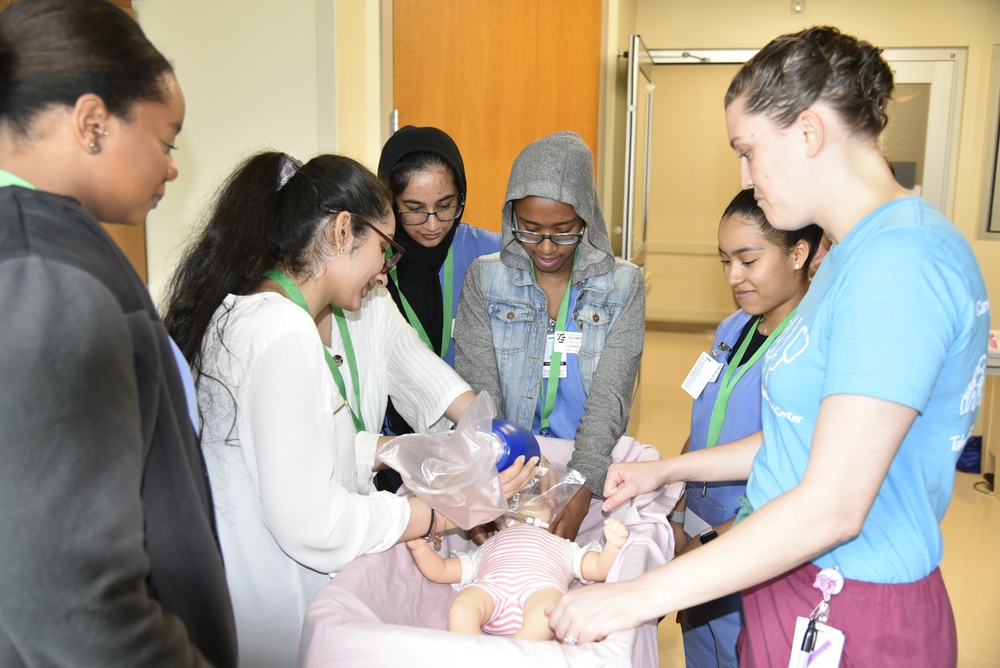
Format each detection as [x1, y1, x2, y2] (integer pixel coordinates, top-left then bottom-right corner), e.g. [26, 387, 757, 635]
[0, 187, 237, 667]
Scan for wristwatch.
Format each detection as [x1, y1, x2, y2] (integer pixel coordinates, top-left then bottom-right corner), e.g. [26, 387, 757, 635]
[698, 528, 719, 545]
[668, 510, 686, 524]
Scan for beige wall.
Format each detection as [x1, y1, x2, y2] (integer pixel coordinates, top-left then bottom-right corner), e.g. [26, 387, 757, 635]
[599, 0, 638, 256]
[133, 0, 376, 305]
[133, 0, 1000, 324]
[333, 0, 383, 168]
[634, 0, 1000, 328]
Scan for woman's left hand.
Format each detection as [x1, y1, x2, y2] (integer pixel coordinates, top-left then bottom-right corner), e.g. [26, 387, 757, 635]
[546, 579, 644, 644]
[549, 487, 592, 540]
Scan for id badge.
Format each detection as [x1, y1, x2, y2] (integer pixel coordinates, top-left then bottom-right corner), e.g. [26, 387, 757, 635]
[542, 333, 568, 379]
[684, 482, 728, 536]
[553, 331, 582, 354]
[681, 352, 723, 399]
[787, 617, 844, 668]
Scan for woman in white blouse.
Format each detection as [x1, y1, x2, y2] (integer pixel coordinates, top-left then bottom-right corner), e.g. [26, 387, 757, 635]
[164, 151, 535, 668]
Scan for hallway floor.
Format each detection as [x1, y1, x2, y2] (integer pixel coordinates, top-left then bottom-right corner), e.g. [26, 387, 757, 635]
[631, 327, 1000, 667]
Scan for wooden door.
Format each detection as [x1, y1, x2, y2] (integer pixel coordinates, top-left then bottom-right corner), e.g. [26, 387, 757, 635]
[392, 0, 602, 233]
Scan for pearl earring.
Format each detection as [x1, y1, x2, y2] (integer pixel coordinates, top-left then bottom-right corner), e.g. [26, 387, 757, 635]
[794, 263, 801, 270]
[88, 127, 107, 154]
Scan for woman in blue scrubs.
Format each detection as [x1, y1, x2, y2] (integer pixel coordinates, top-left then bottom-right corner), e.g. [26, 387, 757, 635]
[674, 189, 821, 667]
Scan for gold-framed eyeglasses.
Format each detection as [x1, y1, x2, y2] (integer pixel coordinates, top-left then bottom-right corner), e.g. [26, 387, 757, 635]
[361, 219, 406, 273]
[396, 197, 465, 226]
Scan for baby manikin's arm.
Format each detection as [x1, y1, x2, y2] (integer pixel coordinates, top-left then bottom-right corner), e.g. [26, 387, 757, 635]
[579, 518, 630, 583]
[405, 539, 465, 584]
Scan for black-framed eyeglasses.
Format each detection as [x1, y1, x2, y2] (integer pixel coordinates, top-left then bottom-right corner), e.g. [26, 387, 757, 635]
[396, 197, 465, 226]
[512, 229, 584, 246]
[512, 211, 584, 246]
[361, 219, 406, 273]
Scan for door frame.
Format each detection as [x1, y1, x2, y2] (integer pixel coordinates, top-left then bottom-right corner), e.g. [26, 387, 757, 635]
[647, 47, 967, 220]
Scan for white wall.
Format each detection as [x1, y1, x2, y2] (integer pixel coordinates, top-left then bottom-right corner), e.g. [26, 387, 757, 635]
[133, 0, 336, 303]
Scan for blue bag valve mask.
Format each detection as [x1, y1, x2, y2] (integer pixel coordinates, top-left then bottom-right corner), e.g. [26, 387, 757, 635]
[490, 419, 541, 470]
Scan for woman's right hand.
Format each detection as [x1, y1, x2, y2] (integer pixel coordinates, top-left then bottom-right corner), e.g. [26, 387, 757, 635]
[499, 455, 540, 499]
[602, 461, 669, 512]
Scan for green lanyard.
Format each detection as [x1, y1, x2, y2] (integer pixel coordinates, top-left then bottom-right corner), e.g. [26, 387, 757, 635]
[262, 269, 366, 433]
[388, 245, 454, 358]
[535, 249, 578, 435]
[705, 310, 795, 448]
[0, 169, 35, 189]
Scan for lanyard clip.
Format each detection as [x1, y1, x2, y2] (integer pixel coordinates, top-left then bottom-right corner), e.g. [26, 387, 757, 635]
[808, 565, 843, 624]
[813, 566, 844, 602]
[709, 342, 732, 359]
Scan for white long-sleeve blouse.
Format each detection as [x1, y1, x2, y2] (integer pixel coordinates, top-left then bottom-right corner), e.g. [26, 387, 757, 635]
[198, 287, 469, 667]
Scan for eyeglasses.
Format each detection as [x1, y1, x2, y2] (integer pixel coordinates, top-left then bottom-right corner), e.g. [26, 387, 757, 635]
[396, 198, 465, 226]
[361, 219, 406, 273]
[512, 211, 584, 246]
[512, 229, 584, 246]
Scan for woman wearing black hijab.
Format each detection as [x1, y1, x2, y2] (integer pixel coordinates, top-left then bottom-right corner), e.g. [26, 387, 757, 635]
[377, 127, 500, 469]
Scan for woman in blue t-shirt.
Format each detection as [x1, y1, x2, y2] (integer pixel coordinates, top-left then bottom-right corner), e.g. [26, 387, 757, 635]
[548, 27, 989, 666]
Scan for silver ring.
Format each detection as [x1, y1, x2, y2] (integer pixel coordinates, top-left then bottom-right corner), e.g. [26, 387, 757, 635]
[563, 635, 578, 646]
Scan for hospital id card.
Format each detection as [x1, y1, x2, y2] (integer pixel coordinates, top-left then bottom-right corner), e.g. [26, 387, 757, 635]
[681, 352, 723, 399]
[542, 333, 568, 379]
[553, 331, 582, 354]
[787, 617, 844, 668]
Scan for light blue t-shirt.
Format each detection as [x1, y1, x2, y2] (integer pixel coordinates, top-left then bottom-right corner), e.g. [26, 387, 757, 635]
[747, 197, 990, 584]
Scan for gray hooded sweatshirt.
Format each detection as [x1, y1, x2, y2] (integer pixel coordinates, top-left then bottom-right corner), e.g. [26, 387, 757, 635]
[455, 131, 645, 497]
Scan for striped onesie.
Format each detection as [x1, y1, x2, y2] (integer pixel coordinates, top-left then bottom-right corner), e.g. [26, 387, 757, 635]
[454, 523, 597, 636]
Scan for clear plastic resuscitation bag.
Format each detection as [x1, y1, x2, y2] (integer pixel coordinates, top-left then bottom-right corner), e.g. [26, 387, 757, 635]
[502, 461, 586, 530]
[376, 392, 506, 530]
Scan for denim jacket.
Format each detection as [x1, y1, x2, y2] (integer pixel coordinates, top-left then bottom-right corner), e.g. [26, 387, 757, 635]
[456, 253, 644, 496]
[455, 132, 645, 496]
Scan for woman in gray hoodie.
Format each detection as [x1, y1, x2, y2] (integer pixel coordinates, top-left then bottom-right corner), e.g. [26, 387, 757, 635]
[455, 131, 645, 540]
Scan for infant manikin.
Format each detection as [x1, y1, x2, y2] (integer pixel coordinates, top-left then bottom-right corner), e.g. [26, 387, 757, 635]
[406, 493, 629, 641]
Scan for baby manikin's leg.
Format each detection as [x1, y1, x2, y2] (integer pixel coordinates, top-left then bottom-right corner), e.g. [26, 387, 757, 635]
[449, 587, 494, 634]
[512, 588, 563, 640]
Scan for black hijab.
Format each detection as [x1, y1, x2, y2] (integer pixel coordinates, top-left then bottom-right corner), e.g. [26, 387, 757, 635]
[377, 126, 466, 352]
